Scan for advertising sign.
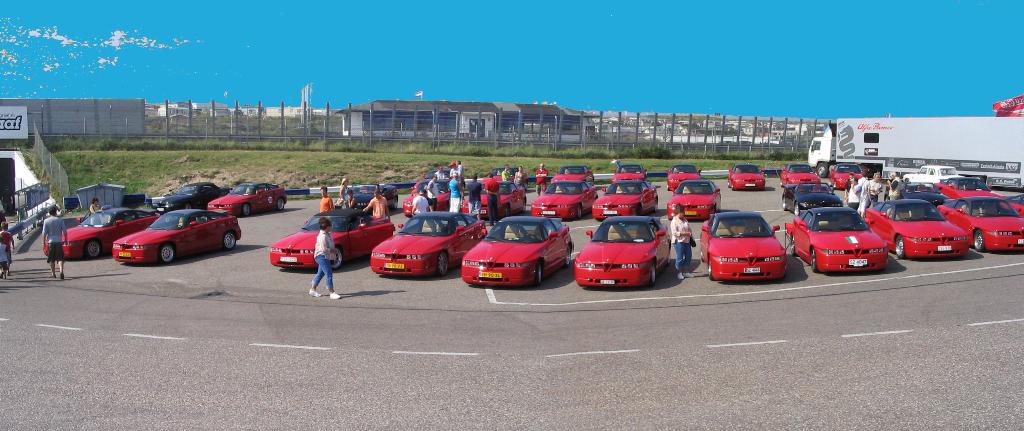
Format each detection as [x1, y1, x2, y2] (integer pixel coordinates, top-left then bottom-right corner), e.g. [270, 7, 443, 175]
[0, 106, 28, 139]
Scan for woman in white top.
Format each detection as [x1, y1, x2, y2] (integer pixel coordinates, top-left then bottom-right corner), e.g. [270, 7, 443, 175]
[336, 177, 353, 209]
[670, 204, 694, 280]
[310, 217, 341, 299]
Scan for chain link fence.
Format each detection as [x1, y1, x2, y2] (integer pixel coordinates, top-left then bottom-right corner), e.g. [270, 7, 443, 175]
[32, 122, 69, 198]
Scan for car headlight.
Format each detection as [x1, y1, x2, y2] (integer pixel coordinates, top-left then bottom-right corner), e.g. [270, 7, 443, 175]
[405, 254, 428, 260]
[503, 262, 529, 268]
[298, 249, 314, 254]
[463, 260, 483, 267]
[619, 263, 642, 269]
[716, 257, 744, 263]
[371, 252, 387, 258]
[271, 247, 284, 253]
[951, 236, 968, 241]
[989, 231, 1017, 236]
[868, 248, 887, 254]
[576, 262, 598, 269]
[763, 256, 783, 262]
[695, 205, 713, 209]
[820, 249, 845, 255]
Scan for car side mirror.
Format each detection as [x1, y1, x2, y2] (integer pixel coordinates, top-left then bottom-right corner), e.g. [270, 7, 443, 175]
[189, 221, 199, 227]
[115, 220, 124, 226]
[958, 207, 967, 213]
[548, 231, 558, 240]
[656, 229, 666, 237]
[456, 226, 466, 234]
[772, 225, 780, 232]
[396, 223, 404, 229]
[481, 228, 487, 236]
[585, 230, 593, 237]
[701, 224, 709, 232]
[76, 216, 83, 223]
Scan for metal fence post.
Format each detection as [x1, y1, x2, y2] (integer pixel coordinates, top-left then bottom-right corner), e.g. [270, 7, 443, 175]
[280, 101, 285, 138]
[633, 112, 640, 148]
[796, 118, 803, 150]
[652, 113, 658, 146]
[325, 101, 331, 142]
[752, 116, 759, 146]
[164, 99, 170, 139]
[766, 117, 774, 150]
[669, 113, 676, 149]
[686, 113, 693, 147]
[810, 119, 818, 147]
[736, 115, 742, 145]
[781, 117, 790, 150]
[233, 100, 239, 137]
[211, 99, 217, 137]
[494, 108, 501, 148]
[579, 114, 586, 149]
[256, 101, 262, 139]
[616, 111, 623, 149]
[187, 99, 193, 136]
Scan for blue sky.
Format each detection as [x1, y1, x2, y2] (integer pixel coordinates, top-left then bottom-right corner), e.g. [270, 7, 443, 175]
[2, 0, 1021, 118]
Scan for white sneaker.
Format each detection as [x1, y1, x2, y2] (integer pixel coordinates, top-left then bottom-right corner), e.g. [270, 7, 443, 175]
[677, 273, 685, 280]
[329, 292, 342, 300]
[684, 273, 695, 278]
[308, 289, 322, 298]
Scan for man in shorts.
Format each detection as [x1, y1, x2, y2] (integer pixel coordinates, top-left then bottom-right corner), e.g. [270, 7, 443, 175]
[41, 206, 68, 279]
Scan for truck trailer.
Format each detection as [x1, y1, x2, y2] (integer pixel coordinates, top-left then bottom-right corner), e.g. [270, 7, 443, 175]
[808, 117, 1024, 189]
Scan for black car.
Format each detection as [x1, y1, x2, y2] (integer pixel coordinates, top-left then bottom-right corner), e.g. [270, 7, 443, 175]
[350, 184, 399, 210]
[151, 182, 229, 213]
[900, 182, 947, 206]
[782, 182, 843, 213]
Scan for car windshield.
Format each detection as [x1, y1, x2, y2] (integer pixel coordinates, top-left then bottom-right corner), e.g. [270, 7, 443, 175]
[811, 211, 869, 232]
[891, 203, 945, 222]
[796, 184, 831, 194]
[734, 165, 759, 174]
[905, 183, 937, 193]
[353, 185, 378, 194]
[175, 185, 198, 195]
[592, 221, 655, 243]
[677, 183, 713, 194]
[230, 184, 255, 195]
[788, 164, 813, 173]
[969, 200, 1019, 217]
[546, 183, 583, 194]
[605, 183, 643, 195]
[486, 220, 547, 243]
[940, 168, 957, 176]
[836, 165, 860, 173]
[300, 215, 350, 232]
[80, 212, 115, 227]
[149, 213, 190, 230]
[956, 179, 990, 191]
[670, 164, 698, 173]
[618, 165, 643, 173]
[712, 217, 773, 238]
[399, 216, 454, 236]
[560, 166, 586, 174]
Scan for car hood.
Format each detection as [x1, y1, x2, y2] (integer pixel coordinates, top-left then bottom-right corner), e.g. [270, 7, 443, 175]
[373, 234, 452, 255]
[731, 173, 764, 181]
[669, 194, 715, 205]
[553, 173, 588, 182]
[464, 240, 546, 263]
[952, 190, 1001, 198]
[209, 195, 251, 205]
[810, 231, 885, 249]
[595, 194, 642, 205]
[115, 229, 179, 246]
[534, 194, 584, 205]
[576, 242, 657, 264]
[891, 220, 967, 237]
[614, 173, 645, 180]
[160, 194, 194, 204]
[668, 173, 701, 181]
[709, 236, 784, 257]
[795, 193, 843, 204]
[969, 217, 1024, 232]
[832, 173, 860, 180]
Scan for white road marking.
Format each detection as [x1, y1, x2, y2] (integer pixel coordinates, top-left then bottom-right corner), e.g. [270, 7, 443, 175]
[35, 324, 83, 331]
[571, 225, 599, 231]
[968, 318, 1024, 327]
[0, 318, 9, 321]
[706, 340, 788, 348]
[841, 329, 913, 338]
[545, 349, 640, 358]
[249, 343, 331, 351]
[391, 351, 479, 356]
[755, 209, 787, 213]
[124, 333, 187, 341]
[485, 288, 498, 304]
[487, 261, 1024, 306]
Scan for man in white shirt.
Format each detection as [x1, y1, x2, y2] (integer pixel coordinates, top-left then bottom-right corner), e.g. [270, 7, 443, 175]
[412, 189, 431, 215]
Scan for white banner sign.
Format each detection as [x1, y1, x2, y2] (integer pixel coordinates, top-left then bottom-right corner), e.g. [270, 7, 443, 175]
[0, 106, 28, 139]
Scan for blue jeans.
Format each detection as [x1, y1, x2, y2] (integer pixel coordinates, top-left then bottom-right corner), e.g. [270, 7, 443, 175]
[674, 242, 692, 272]
[469, 200, 481, 214]
[488, 198, 500, 225]
[312, 255, 334, 290]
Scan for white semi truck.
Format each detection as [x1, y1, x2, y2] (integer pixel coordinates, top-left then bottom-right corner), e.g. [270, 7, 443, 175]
[808, 117, 1024, 189]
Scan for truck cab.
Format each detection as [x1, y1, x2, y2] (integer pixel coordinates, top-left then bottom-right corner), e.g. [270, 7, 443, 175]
[808, 124, 836, 178]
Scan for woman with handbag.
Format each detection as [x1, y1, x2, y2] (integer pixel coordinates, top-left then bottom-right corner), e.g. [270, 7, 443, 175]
[309, 217, 342, 299]
[670, 204, 695, 280]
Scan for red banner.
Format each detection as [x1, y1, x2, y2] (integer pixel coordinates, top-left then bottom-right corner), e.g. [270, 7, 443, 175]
[993, 93, 1024, 117]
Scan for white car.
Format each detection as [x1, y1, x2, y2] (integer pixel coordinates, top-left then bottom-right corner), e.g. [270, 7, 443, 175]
[902, 165, 959, 184]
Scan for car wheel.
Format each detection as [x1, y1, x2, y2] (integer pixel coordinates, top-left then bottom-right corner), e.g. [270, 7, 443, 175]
[816, 163, 829, 178]
[810, 248, 820, 273]
[533, 260, 544, 286]
[894, 235, 906, 259]
[786, 233, 797, 257]
[564, 242, 574, 268]
[332, 250, 344, 270]
[159, 243, 176, 264]
[782, 199, 788, 211]
[708, 259, 718, 281]
[973, 229, 986, 252]
[435, 252, 449, 276]
[276, 198, 286, 211]
[85, 240, 101, 259]
[241, 203, 251, 217]
[575, 204, 583, 220]
[222, 231, 237, 250]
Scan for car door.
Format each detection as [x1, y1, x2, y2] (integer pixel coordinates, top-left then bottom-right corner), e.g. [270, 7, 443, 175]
[366, 216, 395, 248]
[540, 220, 562, 271]
[345, 215, 371, 257]
[583, 183, 597, 209]
[651, 219, 670, 266]
[865, 204, 893, 245]
[792, 212, 813, 261]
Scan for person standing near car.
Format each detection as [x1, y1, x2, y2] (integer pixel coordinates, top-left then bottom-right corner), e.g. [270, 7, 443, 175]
[500, 165, 511, 182]
[845, 177, 861, 211]
[484, 174, 500, 226]
[448, 173, 464, 213]
[535, 163, 549, 196]
[0, 221, 13, 279]
[363, 187, 390, 222]
[670, 204, 694, 280]
[425, 176, 439, 209]
[336, 177, 353, 209]
[855, 176, 871, 215]
[319, 186, 334, 212]
[309, 217, 341, 300]
[41, 206, 67, 280]
[888, 172, 903, 201]
[88, 197, 103, 215]
[412, 188, 431, 215]
[467, 175, 483, 216]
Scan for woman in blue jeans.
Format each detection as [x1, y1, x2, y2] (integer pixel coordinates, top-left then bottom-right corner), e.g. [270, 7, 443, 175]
[310, 217, 342, 299]
[670, 204, 694, 280]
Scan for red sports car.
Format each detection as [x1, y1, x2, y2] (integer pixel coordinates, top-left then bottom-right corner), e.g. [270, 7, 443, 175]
[701, 212, 786, 281]
[938, 197, 1024, 252]
[113, 209, 241, 264]
[935, 177, 1003, 199]
[863, 199, 969, 259]
[530, 181, 598, 220]
[785, 207, 888, 273]
[207, 182, 287, 217]
[464, 181, 527, 219]
[403, 179, 451, 216]
[44, 208, 159, 259]
[666, 180, 720, 220]
[780, 163, 819, 186]
[666, 164, 701, 191]
[829, 163, 863, 190]
[552, 165, 595, 183]
[1006, 194, 1024, 214]
[370, 212, 486, 277]
[461, 216, 573, 287]
[574, 216, 670, 287]
[612, 164, 647, 182]
[269, 209, 395, 270]
[591, 181, 659, 220]
[727, 164, 766, 190]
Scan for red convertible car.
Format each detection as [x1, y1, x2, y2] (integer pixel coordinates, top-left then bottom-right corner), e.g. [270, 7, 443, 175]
[552, 165, 595, 183]
[574, 216, 670, 287]
[934, 177, 1003, 199]
[612, 164, 647, 182]
[727, 164, 766, 190]
[463, 181, 527, 219]
[461, 216, 573, 287]
[938, 197, 1024, 252]
[666, 180, 720, 220]
[864, 199, 969, 259]
[829, 163, 864, 190]
[403, 179, 451, 216]
[665, 164, 701, 191]
[785, 207, 887, 273]
[592, 181, 659, 221]
[269, 209, 394, 270]
[701, 212, 786, 281]
[207, 182, 287, 217]
[370, 212, 486, 277]
[44, 208, 159, 259]
[113, 209, 241, 264]
[530, 181, 598, 220]
[780, 163, 819, 186]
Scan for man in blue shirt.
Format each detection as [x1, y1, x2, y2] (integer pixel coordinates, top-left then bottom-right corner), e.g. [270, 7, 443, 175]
[467, 175, 483, 215]
[448, 174, 464, 213]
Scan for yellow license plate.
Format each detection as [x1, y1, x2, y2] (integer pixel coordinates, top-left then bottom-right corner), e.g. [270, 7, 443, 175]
[480, 271, 503, 279]
[384, 262, 405, 270]
[118, 251, 132, 258]
[684, 210, 697, 216]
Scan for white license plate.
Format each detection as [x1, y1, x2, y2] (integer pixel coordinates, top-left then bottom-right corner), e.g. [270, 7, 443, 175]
[745, 183, 755, 187]
[848, 258, 868, 267]
[937, 245, 952, 252]
[743, 267, 761, 274]
[1018, 239, 1024, 245]
[542, 210, 557, 215]
[600, 279, 616, 285]
[604, 210, 618, 215]
[280, 256, 298, 263]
